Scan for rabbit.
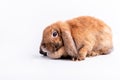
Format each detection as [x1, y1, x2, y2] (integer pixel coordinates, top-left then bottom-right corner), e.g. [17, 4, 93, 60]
[39, 16, 113, 61]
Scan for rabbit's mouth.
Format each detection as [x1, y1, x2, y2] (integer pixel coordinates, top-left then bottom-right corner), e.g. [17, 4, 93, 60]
[39, 42, 63, 56]
[39, 48, 47, 56]
[39, 45, 52, 56]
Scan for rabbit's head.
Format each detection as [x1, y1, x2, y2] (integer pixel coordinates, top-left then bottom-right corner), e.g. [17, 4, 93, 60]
[40, 22, 64, 56]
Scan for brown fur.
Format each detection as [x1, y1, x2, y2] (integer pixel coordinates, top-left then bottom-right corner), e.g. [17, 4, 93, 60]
[40, 16, 113, 61]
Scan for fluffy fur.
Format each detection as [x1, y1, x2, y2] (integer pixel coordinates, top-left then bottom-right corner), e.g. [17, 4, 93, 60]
[40, 16, 113, 61]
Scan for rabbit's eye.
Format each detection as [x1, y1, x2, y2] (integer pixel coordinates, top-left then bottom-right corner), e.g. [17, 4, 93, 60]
[52, 31, 58, 37]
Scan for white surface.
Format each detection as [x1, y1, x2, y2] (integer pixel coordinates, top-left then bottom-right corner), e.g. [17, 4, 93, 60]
[0, 0, 120, 80]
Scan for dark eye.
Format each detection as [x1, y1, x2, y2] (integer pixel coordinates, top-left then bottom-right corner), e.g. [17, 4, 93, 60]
[52, 31, 58, 37]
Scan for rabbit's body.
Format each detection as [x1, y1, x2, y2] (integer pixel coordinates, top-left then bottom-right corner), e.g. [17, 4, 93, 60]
[40, 16, 113, 61]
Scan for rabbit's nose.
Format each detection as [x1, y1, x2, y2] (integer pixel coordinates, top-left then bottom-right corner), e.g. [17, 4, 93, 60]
[39, 48, 47, 56]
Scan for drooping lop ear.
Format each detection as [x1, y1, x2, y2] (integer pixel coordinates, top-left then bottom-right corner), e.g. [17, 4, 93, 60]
[59, 22, 78, 57]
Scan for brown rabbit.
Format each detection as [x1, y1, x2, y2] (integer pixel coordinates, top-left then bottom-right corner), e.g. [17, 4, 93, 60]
[39, 16, 113, 61]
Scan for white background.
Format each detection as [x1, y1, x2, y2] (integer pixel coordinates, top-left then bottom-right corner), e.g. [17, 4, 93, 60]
[0, 0, 120, 80]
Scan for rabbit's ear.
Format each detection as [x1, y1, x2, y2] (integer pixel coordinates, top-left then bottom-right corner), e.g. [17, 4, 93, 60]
[59, 22, 78, 57]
